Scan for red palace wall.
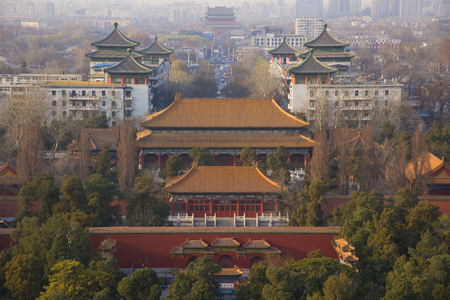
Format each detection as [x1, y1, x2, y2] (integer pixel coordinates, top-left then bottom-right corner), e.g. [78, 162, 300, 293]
[88, 227, 339, 269]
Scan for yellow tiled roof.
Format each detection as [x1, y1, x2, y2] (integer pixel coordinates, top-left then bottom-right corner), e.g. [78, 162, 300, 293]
[164, 165, 283, 194]
[135, 132, 315, 149]
[141, 97, 308, 129]
[405, 151, 448, 181]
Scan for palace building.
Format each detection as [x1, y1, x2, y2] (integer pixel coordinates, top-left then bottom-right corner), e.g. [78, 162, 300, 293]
[135, 94, 314, 170]
[164, 165, 282, 218]
[205, 6, 237, 34]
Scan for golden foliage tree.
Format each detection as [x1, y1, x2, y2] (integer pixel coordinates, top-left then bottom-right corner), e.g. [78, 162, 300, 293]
[17, 123, 44, 185]
[117, 122, 137, 194]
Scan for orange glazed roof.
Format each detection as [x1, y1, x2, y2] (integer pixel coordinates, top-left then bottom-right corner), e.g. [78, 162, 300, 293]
[164, 165, 283, 194]
[136, 131, 314, 149]
[141, 96, 308, 129]
[406, 151, 450, 184]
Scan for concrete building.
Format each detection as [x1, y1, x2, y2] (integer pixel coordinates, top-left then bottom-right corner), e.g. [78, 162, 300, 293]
[253, 34, 306, 48]
[296, 0, 323, 18]
[371, 0, 390, 18]
[327, 0, 362, 18]
[295, 17, 323, 40]
[440, 0, 450, 14]
[400, 0, 422, 18]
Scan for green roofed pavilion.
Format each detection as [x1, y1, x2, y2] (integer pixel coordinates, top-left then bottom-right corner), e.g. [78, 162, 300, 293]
[92, 22, 140, 49]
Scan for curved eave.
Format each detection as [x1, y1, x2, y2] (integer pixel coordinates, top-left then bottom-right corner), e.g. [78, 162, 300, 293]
[92, 28, 140, 48]
[104, 55, 154, 75]
[138, 41, 174, 55]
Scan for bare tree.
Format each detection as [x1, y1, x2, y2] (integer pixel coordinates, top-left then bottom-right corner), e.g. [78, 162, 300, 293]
[16, 123, 44, 185]
[45, 118, 80, 161]
[337, 126, 352, 195]
[117, 122, 138, 194]
[380, 139, 409, 194]
[359, 125, 377, 192]
[0, 90, 50, 155]
[309, 130, 331, 185]
[409, 128, 430, 194]
[77, 129, 91, 181]
[308, 86, 334, 131]
[421, 82, 450, 121]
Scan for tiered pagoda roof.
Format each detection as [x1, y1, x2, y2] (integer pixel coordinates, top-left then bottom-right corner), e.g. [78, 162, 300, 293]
[92, 23, 140, 49]
[104, 51, 154, 75]
[141, 96, 308, 129]
[268, 37, 300, 56]
[85, 50, 142, 61]
[287, 51, 337, 75]
[138, 37, 174, 56]
[303, 24, 350, 49]
[205, 6, 236, 19]
[164, 165, 283, 194]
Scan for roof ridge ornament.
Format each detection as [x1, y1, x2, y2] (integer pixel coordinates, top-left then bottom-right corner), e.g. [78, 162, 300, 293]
[323, 23, 327, 30]
[127, 48, 131, 55]
[114, 22, 118, 29]
[283, 36, 286, 42]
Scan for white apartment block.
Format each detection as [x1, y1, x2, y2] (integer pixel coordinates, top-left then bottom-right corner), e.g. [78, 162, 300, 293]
[288, 83, 403, 128]
[253, 34, 306, 48]
[295, 17, 324, 40]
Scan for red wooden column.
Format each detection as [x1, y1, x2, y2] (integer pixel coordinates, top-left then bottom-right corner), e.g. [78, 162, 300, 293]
[233, 154, 237, 166]
[158, 153, 162, 170]
[139, 151, 144, 169]
[121, 77, 124, 84]
[145, 78, 149, 85]
[260, 198, 264, 215]
[133, 77, 136, 84]
[237, 199, 241, 216]
[275, 200, 279, 214]
[287, 154, 291, 163]
[209, 197, 213, 216]
[186, 198, 190, 215]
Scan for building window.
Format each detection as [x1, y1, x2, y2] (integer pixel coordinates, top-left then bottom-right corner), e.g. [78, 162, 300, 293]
[325, 91, 329, 96]
[111, 101, 116, 107]
[126, 90, 131, 98]
[385, 90, 389, 96]
[335, 91, 339, 96]
[92, 91, 96, 97]
[112, 121, 116, 126]
[82, 90, 86, 96]
[385, 100, 388, 106]
[102, 101, 106, 106]
[375, 90, 379, 96]
[365, 90, 369, 97]
[52, 101, 56, 106]
[63, 111, 66, 117]
[111, 91, 116, 96]
[62, 101, 66, 107]
[125, 77, 132, 84]
[102, 91, 105, 96]
[136, 78, 145, 84]
[355, 90, 359, 97]
[52, 90, 56, 96]
[174, 203, 186, 211]
[52, 111, 56, 116]
[112, 111, 116, 117]
[264, 203, 276, 211]
[62, 90, 66, 96]
[113, 77, 121, 83]
[72, 90, 76, 96]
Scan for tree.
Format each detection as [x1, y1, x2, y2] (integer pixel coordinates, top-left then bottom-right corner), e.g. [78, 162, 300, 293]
[165, 257, 221, 300]
[44, 119, 79, 161]
[261, 267, 304, 300]
[53, 175, 88, 216]
[4, 254, 41, 300]
[288, 181, 327, 227]
[162, 155, 184, 179]
[126, 176, 170, 226]
[337, 127, 352, 195]
[406, 201, 441, 241]
[78, 129, 91, 181]
[46, 233, 73, 267]
[236, 261, 269, 300]
[93, 145, 111, 178]
[409, 128, 430, 193]
[39, 260, 115, 300]
[83, 115, 108, 129]
[309, 130, 331, 186]
[0, 90, 50, 155]
[238, 147, 257, 166]
[189, 147, 219, 166]
[379, 121, 394, 144]
[117, 268, 161, 300]
[17, 172, 60, 223]
[267, 146, 293, 183]
[322, 274, 357, 300]
[359, 125, 377, 192]
[117, 122, 138, 194]
[16, 123, 44, 185]
[249, 58, 287, 103]
[83, 173, 120, 226]
[420, 82, 450, 120]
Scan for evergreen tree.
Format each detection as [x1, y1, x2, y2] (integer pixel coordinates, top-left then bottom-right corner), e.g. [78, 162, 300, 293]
[93, 145, 111, 179]
[126, 176, 170, 226]
[189, 147, 219, 166]
[117, 268, 161, 300]
[162, 155, 185, 179]
[379, 121, 395, 143]
[53, 176, 88, 216]
[267, 146, 293, 184]
[83, 115, 109, 129]
[238, 147, 257, 166]
[4, 254, 41, 300]
[288, 181, 327, 227]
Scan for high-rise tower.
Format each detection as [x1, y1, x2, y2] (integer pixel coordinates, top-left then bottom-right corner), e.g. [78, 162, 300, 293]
[296, 0, 323, 18]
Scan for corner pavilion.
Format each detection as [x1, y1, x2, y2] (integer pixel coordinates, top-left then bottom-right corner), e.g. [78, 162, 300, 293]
[136, 94, 314, 169]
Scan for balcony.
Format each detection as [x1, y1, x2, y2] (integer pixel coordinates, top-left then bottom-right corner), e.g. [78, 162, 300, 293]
[342, 105, 373, 111]
[69, 105, 100, 111]
[68, 95, 100, 101]
[125, 105, 133, 111]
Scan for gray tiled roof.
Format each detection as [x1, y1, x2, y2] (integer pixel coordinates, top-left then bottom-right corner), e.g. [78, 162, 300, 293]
[303, 24, 349, 48]
[288, 51, 337, 74]
[92, 23, 140, 48]
[138, 37, 174, 55]
[268, 38, 300, 55]
[104, 54, 154, 75]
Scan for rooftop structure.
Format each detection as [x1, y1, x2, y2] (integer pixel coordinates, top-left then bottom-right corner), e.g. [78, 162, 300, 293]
[136, 94, 314, 170]
[205, 6, 237, 34]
